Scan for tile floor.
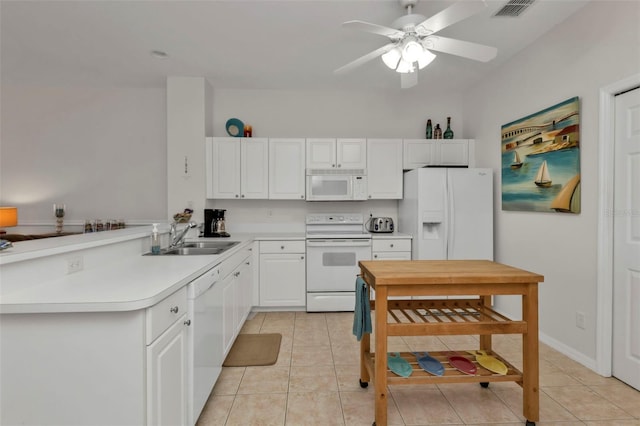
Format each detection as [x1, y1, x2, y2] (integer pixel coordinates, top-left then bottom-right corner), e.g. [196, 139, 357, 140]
[196, 311, 640, 426]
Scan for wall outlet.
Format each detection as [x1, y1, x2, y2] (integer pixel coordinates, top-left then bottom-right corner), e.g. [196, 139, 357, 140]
[576, 311, 586, 330]
[67, 256, 84, 274]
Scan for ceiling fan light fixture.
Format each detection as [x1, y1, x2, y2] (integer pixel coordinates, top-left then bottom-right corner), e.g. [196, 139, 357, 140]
[381, 47, 402, 70]
[417, 48, 436, 69]
[396, 58, 415, 73]
[401, 38, 423, 63]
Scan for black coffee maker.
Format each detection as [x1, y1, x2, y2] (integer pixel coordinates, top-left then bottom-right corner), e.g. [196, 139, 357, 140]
[204, 209, 230, 237]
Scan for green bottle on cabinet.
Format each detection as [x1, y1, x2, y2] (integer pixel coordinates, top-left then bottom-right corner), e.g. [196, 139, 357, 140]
[425, 119, 433, 139]
[444, 117, 454, 139]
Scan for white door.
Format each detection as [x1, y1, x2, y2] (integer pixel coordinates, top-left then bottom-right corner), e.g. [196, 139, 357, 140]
[336, 138, 367, 169]
[212, 137, 241, 199]
[307, 138, 336, 169]
[403, 139, 436, 169]
[612, 87, 640, 390]
[269, 138, 306, 199]
[259, 253, 306, 306]
[241, 138, 269, 199]
[367, 138, 403, 199]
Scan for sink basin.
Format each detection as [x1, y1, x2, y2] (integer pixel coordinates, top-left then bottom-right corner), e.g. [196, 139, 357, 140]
[182, 241, 240, 250]
[160, 247, 225, 255]
[144, 240, 240, 256]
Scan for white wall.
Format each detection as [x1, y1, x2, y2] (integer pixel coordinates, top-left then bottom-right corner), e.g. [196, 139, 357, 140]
[0, 85, 166, 227]
[463, 1, 640, 365]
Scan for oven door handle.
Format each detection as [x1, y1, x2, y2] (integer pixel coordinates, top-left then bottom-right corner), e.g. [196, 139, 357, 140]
[306, 239, 372, 248]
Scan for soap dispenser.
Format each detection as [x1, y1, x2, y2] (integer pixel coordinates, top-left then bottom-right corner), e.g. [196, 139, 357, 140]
[151, 223, 161, 255]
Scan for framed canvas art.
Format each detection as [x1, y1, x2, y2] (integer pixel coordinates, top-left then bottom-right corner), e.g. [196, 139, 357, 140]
[501, 96, 581, 213]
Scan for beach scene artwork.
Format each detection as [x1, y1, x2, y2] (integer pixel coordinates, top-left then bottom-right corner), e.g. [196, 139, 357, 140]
[501, 96, 581, 213]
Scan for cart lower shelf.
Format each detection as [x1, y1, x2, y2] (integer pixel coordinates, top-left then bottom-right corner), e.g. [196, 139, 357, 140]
[361, 349, 523, 386]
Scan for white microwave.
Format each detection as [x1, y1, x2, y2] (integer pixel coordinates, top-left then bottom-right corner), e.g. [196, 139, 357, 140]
[306, 172, 368, 201]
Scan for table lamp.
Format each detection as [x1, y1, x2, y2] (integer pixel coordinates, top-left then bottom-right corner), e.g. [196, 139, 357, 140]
[0, 207, 18, 234]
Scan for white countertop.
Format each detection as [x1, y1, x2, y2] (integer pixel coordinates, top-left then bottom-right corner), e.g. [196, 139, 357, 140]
[369, 232, 412, 239]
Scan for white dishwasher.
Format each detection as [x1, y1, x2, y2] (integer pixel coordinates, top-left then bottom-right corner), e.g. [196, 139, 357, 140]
[187, 265, 221, 426]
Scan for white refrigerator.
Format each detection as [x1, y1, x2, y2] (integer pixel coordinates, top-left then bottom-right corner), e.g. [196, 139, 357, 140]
[398, 168, 494, 260]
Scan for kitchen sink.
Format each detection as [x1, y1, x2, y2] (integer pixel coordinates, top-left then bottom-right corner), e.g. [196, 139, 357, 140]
[182, 241, 240, 250]
[145, 241, 240, 256]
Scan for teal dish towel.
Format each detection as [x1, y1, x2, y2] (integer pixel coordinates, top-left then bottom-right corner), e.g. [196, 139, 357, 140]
[352, 276, 372, 341]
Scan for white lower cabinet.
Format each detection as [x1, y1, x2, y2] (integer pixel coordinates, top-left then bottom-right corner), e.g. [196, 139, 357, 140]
[259, 240, 306, 307]
[221, 247, 253, 356]
[147, 313, 188, 426]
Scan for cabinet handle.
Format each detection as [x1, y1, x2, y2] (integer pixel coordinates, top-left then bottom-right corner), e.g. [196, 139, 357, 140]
[338, 164, 342, 168]
[300, 256, 304, 260]
[241, 194, 245, 198]
[184, 319, 191, 326]
[234, 271, 240, 277]
[374, 254, 378, 259]
[300, 195, 304, 199]
[245, 261, 250, 265]
[332, 164, 336, 168]
[281, 245, 285, 250]
[170, 306, 179, 314]
[235, 194, 239, 198]
[390, 244, 394, 248]
[368, 195, 372, 199]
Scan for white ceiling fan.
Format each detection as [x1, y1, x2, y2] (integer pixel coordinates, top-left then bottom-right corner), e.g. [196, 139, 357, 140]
[335, 0, 498, 89]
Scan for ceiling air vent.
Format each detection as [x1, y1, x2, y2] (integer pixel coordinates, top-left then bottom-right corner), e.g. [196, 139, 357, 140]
[494, 0, 535, 17]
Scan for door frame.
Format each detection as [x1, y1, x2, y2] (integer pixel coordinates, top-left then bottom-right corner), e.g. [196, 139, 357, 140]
[596, 73, 640, 376]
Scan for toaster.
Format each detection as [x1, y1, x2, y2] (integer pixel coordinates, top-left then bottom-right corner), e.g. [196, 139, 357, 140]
[367, 217, 394, 233]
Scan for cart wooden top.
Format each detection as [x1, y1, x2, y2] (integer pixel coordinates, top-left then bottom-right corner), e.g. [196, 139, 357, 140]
[358, 260, 544, 286]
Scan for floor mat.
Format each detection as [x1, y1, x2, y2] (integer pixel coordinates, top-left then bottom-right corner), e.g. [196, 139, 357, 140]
[223, 333, 282, 367]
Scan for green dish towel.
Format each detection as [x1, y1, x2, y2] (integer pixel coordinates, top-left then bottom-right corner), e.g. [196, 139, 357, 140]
[352, 276, 372, 341]
[388, 352, 413, 377]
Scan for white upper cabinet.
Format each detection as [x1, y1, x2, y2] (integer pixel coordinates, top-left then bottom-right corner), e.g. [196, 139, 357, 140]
[306, 138, 366, 170]
[207, 137, 268, 199]
[367, 138, 403, 199]
[403, 139, 475, 169]
[269, 138, 306, 200]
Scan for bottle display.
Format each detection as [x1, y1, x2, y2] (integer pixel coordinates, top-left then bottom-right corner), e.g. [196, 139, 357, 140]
[151, 223, 161, 255]
[425, 119, 433, 139]
[434, 124, 442, 139]
[444, 117, 454, 139]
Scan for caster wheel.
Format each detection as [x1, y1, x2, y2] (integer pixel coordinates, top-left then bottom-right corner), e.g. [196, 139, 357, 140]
[359, 379, 369, 388]
[525, 421, 535, 426]
[480, 382, 489, 388]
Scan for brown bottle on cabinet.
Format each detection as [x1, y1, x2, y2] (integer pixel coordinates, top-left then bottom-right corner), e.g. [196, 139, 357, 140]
[434, 124, 442, 139]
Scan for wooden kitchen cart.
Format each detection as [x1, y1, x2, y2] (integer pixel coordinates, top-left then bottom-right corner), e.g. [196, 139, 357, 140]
[358, 260, 544, 426]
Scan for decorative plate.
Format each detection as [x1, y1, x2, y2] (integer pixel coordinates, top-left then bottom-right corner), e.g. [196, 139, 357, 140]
[226, 118, 244, 137]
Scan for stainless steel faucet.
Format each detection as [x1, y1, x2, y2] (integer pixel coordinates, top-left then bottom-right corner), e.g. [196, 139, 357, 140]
[169, 221, 198, 248]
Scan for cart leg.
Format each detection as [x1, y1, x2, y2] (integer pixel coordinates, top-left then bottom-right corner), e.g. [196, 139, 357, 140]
[522, 284, 540, 423]
[360, 332, 370, 385]
[374, 286, 389, 426]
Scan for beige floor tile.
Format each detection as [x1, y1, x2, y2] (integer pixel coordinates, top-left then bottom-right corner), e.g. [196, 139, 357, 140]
[293, 327, 331, 346]
[289, 365, 338, 392]
[196, 394, 235, 426]
[540, 371, 583, 387]
[332, 343, 362, 366]
[438, 382, 521, 424]
[584, 420, 640, 426]
[212, 367, 245, 395]
[286, 391, 345, 425]
[237, 366, 290, 394]
[543, 385, 634, 421]
[335, 364, 367, 392]
[291, 344, 334, 367]
[226, 392, 287, 426]
[493, 385, 579, 422]
[402, 335, 449, 352]
[390, 386, 463, 425]
[589, 381, 640, 418]
[340, 390, 405, 426]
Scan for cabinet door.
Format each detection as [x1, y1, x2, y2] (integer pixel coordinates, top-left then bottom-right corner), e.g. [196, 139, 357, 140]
[241, 138, 269, 199]
[403, 139, 436, 169]
[221, 273, 237, 356]
[269, 138, 306, 200]
[212, 137, 241, 199]
[367, 139, 403, 199]
[259, 253, 306, 307]
[147, 315, 188, 426]
[337, 138, 367, 169]
[437, 139, 469, 166]
[235, 256, 253, 332]
[306, 138, 336, 169]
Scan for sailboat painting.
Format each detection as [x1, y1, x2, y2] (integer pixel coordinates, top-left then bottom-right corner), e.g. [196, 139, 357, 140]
[501, 96, 581, 213]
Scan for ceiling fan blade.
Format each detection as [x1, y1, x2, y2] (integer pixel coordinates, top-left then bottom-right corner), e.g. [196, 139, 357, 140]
[334, 43, 396, 75]
[343, 20, 405, 40]
[416, 0, 488, 36]
[425, 36, 497, 62]
[401, 72, 418, 89]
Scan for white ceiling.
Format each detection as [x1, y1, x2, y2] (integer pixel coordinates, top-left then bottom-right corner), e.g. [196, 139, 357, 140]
[0, 0, 590, 93]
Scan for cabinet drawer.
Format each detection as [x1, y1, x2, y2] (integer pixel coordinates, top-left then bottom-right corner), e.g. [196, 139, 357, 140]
[260, 240, 305, 254]
[372, 239, 411, 253]
[146, 287, 187, 344]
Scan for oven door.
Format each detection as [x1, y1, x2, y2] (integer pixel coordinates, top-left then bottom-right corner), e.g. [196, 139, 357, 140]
[306, 239, 371, 291]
